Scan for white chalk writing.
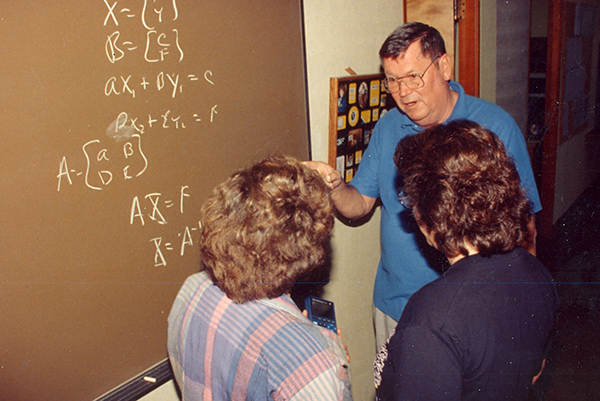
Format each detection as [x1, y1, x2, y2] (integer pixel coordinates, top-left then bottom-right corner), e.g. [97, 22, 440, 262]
[57, 1, 217, 266]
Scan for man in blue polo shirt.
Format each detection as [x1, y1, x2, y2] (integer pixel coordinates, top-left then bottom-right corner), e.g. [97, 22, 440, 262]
[306, 22, 541, 350]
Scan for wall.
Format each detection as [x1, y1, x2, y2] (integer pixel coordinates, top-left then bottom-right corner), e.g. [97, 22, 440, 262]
[495, 0, 531, 136]
[480, 0, 497, 103]
[551, 1, 600, 223]
[531, 0, 600, 224]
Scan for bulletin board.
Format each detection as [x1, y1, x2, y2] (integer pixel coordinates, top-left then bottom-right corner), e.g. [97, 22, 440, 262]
[0, 1, 309, 400]
[328, 74, 396, 181]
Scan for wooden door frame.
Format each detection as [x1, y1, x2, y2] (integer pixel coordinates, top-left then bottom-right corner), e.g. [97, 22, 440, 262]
[456, 0, 480, 97]
[539, 0, 563, 237]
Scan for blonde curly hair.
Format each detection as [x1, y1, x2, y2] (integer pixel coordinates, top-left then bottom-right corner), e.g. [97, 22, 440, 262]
[199, 155, 334, 303]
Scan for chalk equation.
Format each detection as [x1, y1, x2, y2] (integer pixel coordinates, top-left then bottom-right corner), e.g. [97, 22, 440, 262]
[104, 0, 183, 64]
[130, 186, 191, 225]
[57, 133, 147, 192]
[129, 186, 198, 267]
[105, 29, 184, 64]
[56, 106, 218, 192]
[104, 107, 219, 136]
[104, 0, 179, 30]
[105, 70, 215, 98]
[55, 0, 217, 267]
[150, 227, 200, 267]
[150, 224, 199, 267]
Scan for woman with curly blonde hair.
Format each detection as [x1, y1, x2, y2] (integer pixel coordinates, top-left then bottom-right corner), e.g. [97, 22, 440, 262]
[168, 155, 352, 401]
[199, 154, 334, 303]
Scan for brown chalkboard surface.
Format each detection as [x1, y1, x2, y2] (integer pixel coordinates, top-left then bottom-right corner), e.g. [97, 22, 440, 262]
[0, 1, 309, 400]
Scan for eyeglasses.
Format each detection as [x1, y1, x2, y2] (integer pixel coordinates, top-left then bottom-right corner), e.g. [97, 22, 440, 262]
[383, 55, 441, 93]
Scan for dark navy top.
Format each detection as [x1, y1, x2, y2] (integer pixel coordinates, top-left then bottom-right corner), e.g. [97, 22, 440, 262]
[375, 248, 558, 400]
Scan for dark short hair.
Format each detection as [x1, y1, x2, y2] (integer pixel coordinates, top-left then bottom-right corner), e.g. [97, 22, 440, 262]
[199, 155, 334, 303]
[379, 22, 446, 61]
[394, 120, 532, 258]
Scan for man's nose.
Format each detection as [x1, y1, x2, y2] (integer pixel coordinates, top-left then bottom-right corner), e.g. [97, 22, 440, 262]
[397, 80, 413, 97]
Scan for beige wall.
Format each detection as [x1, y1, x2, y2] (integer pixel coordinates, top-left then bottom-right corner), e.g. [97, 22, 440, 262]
[480, 0, 497, 103]
[303, 1, 403, 399]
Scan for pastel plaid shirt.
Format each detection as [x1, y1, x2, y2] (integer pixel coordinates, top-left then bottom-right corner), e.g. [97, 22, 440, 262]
[168, 272, 352, 400]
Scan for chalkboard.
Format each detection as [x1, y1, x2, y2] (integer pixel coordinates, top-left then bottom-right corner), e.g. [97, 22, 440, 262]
[0, 1, 309, 400]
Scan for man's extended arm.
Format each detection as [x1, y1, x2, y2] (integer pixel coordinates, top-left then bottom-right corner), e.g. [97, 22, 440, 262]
[303, 161, 376, 220]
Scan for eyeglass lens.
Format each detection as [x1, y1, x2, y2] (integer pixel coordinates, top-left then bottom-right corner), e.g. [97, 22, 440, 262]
[384, 55, 439, 93]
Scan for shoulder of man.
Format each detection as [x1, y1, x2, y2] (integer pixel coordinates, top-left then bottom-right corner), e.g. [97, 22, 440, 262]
[450, 81, 516, 127]
[464, 96, 516, 126]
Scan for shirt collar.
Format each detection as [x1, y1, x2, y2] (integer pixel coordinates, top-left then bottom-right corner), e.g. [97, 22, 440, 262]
[446, 80, 466, 123]
[258, 294, 304, 320]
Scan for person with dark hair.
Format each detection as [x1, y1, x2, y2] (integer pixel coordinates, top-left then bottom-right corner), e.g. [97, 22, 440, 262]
[168, 155, 353, 400]
[305, 22, 541, 349]
[373, 120, 558, 400]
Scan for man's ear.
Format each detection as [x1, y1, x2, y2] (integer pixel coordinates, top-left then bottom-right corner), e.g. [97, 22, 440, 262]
[438, 53, 453, 81]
